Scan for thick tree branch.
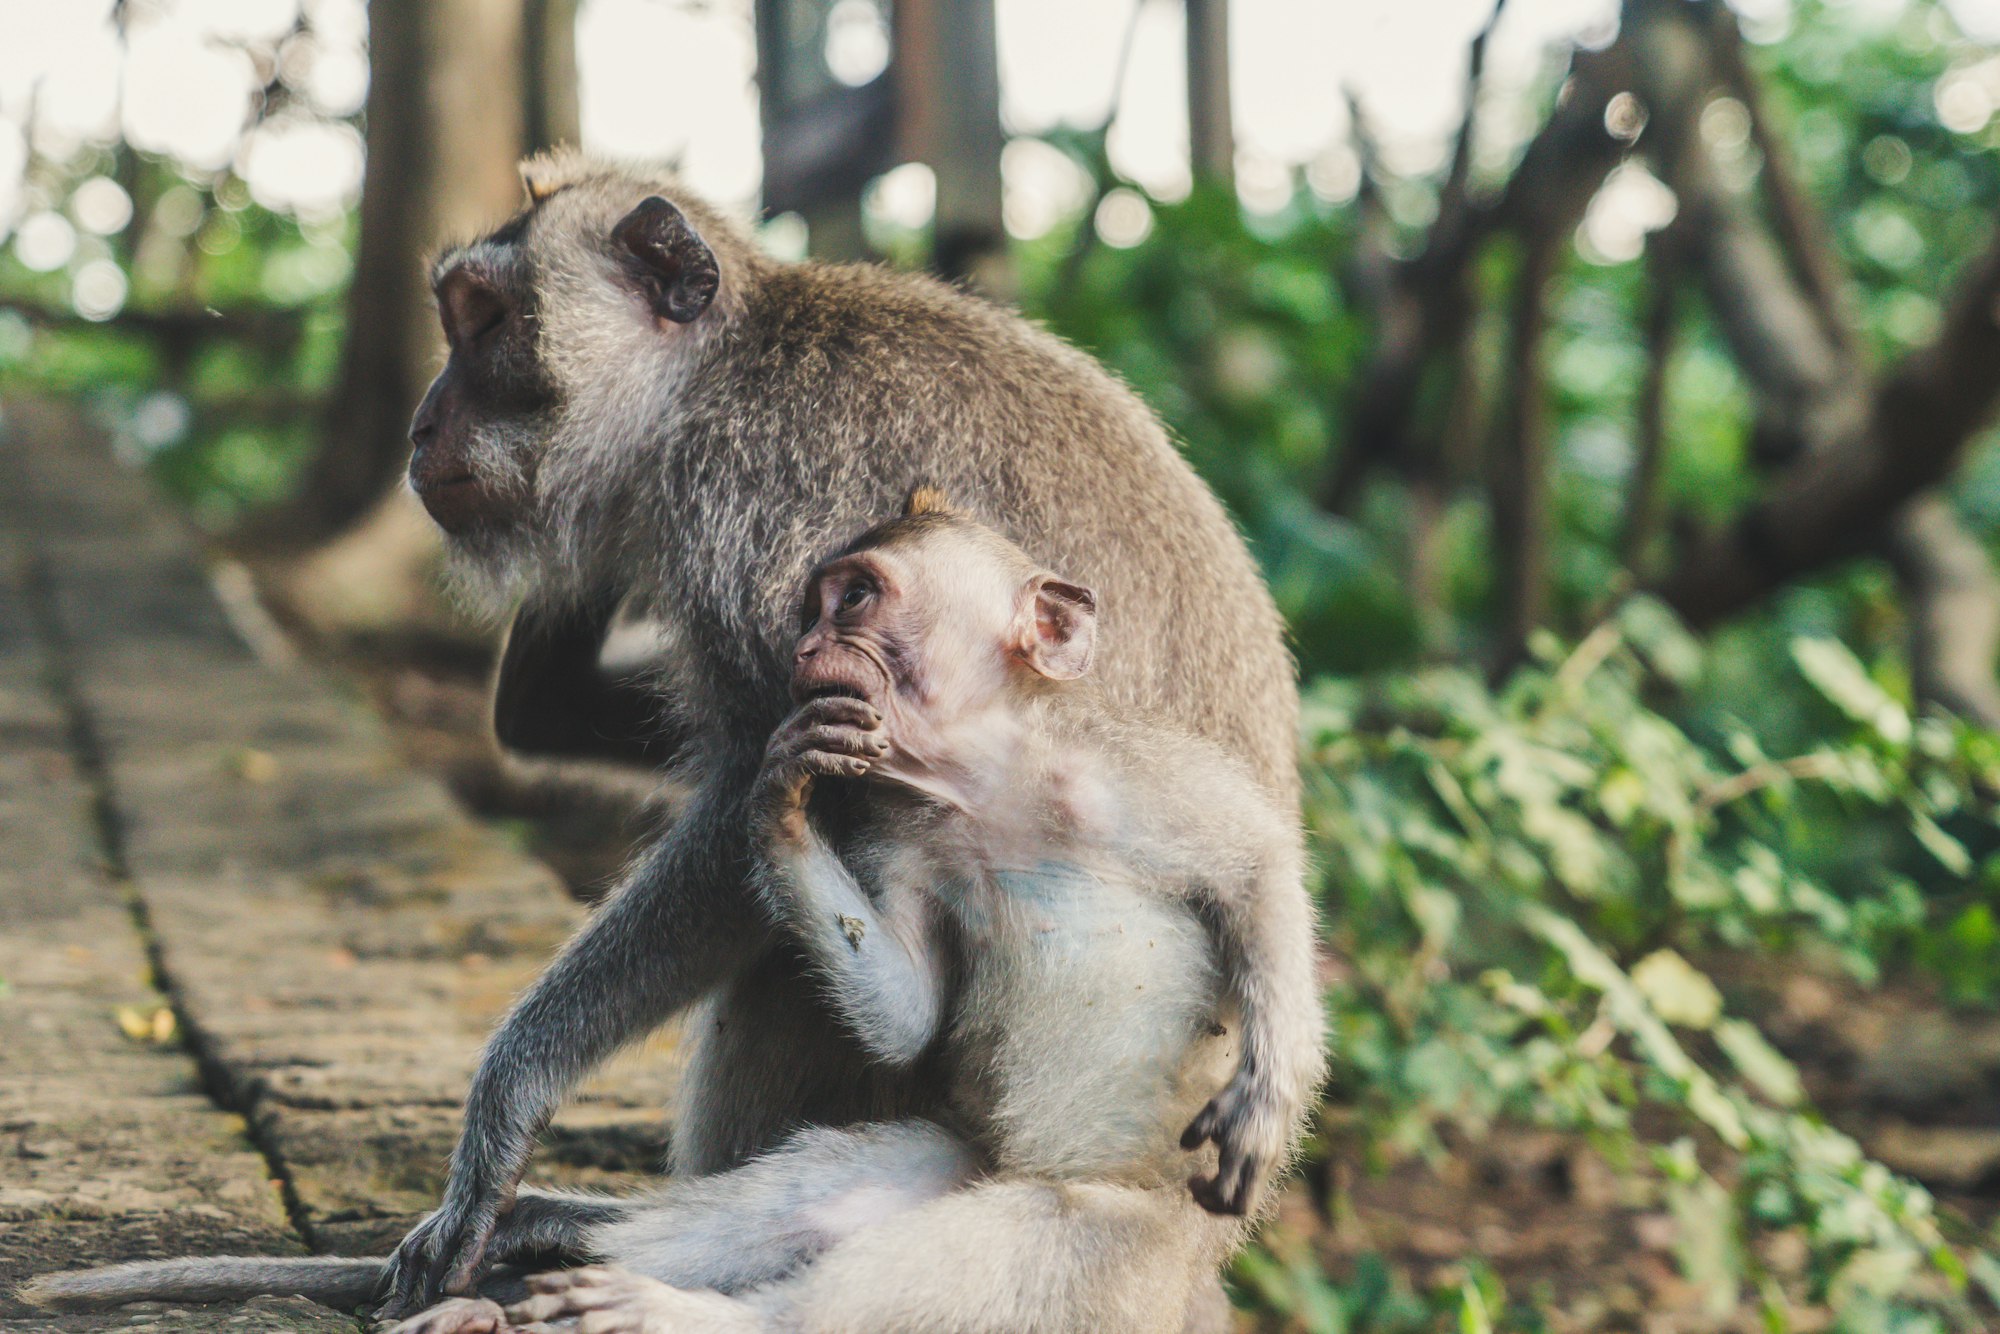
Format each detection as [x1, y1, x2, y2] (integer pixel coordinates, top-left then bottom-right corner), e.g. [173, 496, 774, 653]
[1698, 3, 1856, 360]
[1619, 0, 2000, 720]
[1625, 0, 1860, 463]
[1439, 0, 1509, 226]
[11, 301, 303, 345]
[1885, 497, 2000, 729]
[1488, 232, 1560, 668]
[1622, 224, 1685, 571]
[1654, 232, 2000, 626]
[1320, 29, 1628, 512]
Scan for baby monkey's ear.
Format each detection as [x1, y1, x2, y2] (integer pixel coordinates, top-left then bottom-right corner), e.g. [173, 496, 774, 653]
[1014, 575, 1097, 681]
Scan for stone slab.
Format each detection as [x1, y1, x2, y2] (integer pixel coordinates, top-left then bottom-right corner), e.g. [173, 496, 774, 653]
[0, 400, 675, 1319]
[0, 524, 352, 1333]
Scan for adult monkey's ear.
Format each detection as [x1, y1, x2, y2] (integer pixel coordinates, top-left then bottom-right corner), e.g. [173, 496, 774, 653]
[1013, 576, 1098, 681]
[612, 196, 721, 324]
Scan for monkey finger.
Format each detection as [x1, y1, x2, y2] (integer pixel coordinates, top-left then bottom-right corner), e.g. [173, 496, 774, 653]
[380, 1235, 445, 1318]
[794, 723, 889, 758]
[1216, 1148, 1262, 1215]
[795, 696, 883, 728]
[798, 749, 872, 778]
[438, 1233, 493, 1301]
[379, 1297, 509, 1334]
[1188, 1152, 1254, 1217]
[507, 1297, 567, 1323]
[507, 1295, 581, 1323]
[1186, 1172, 1229, 1216]
[525, 1266, 618, 1294]
[373, 1272, 414, 1321]
[1184, 1176, 1248, 1216]
[508, 1286, 618, 1322]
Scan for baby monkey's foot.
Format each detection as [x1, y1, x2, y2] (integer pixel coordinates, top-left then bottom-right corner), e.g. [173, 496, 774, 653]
[506, 1267, 761, 1334]
[379, 1296, 511, 1334]
[1182, 1083, 1286, 1217]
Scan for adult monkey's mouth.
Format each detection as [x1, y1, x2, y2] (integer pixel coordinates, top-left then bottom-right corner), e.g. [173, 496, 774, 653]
[793, 680, 873, 703]
[410, 471, 492, 533]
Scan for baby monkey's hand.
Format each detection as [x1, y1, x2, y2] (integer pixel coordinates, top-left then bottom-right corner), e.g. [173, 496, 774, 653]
[751, 695, 889, 830]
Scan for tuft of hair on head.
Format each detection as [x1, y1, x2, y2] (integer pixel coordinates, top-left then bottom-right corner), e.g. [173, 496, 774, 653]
[519, 148, 591, 206]
[903, 485, 956, 518]
[834, 487, 1046, 591]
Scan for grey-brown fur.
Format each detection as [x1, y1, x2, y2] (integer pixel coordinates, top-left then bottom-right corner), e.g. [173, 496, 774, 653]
[22, 151, 1308, 1332]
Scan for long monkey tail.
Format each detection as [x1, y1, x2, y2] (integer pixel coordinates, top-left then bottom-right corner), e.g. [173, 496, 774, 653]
[18, 1255, 387, 1312]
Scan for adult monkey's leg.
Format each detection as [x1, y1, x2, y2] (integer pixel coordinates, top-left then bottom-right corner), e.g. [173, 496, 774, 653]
[377, 758, 764, 1318]
[754, 1178, 1240, 1334]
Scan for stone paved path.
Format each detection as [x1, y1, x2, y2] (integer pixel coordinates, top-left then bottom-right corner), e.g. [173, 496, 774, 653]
[0, 400, 674, 1329]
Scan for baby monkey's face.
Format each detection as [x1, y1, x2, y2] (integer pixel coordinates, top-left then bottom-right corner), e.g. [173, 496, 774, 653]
[790, 552, 914, 708]
[789, 523, 1099, 731]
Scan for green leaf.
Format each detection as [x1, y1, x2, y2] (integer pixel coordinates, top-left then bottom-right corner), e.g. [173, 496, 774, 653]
[1829, 1244, 1921, 1311]
[1714, 1019, 1805, 1106]
[1667, 1172, 1744, 1317]
[1619, 596, 1704, 685]
[1969, 1251, 2000, 1308]
[1631, 950, 1724, 1030]
[1791, 637, 1912, 744]
[1909, 812, 1972, 877]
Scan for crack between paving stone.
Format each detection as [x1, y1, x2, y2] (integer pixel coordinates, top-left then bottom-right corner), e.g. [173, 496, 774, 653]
[19, 546, 332, 1261]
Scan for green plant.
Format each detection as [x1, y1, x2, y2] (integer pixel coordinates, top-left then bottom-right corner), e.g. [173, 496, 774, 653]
[1249, 600, 2000, 1330]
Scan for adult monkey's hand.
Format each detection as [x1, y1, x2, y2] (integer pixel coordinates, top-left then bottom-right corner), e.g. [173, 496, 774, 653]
[376, 1115, 518, 1316]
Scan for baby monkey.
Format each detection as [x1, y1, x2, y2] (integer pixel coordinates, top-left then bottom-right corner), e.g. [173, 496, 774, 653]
[751, 489, 1325, 1214]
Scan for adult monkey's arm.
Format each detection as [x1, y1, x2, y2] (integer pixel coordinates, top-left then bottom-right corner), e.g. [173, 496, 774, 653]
[375, 760, 765, 1318]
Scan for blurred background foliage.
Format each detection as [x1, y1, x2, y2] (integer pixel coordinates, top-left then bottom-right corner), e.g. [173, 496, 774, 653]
[10, 0, 2000, 1328]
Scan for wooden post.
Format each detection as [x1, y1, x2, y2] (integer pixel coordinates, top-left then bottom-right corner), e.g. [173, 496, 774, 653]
[895, 0, 1010, 294]
[285, 0, 530, 546]
[524, 0, 581, 153]
[1186, 0, 1233, 185]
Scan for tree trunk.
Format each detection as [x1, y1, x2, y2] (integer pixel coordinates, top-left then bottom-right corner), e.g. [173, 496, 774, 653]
[263, 0, 535, 549]
[1487, 233, 1558, 670]
[1885, 496, 2000, 730]
[1186, 0, 1233, 185]
[524, 0, 581, 153]
[896, 0, 1010, 295]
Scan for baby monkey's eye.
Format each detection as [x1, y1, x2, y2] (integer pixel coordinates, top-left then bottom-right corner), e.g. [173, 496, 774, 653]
[838, 581, 875, 613]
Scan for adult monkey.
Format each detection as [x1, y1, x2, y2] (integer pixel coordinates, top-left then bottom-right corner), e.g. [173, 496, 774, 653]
[395, 150, 1305, 1324]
